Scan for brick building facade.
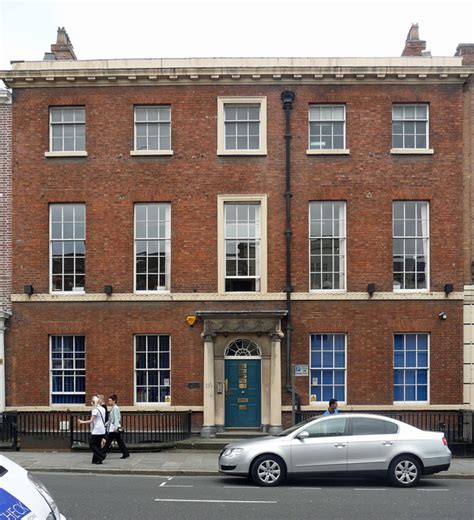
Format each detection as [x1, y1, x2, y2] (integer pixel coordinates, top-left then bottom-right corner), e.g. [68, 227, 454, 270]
[0, 90, 12, 412]
[458, 43, 474, 407]
[0, 28, 470, 434]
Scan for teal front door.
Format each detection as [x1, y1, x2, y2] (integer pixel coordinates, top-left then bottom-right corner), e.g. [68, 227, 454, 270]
[225, 359, 261, 427]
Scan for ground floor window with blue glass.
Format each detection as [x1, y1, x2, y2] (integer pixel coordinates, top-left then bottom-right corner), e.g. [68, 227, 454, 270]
[135, 335, 171, 403]
[310, 334, 346, 403]
[394, 333, 429, 402]
[50, 335, 85, 404]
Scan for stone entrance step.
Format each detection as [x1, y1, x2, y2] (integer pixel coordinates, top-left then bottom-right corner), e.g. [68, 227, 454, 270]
[176, 431, 270, 451]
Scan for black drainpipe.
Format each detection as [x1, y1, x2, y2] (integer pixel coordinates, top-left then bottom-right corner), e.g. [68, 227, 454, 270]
[281, 90, 296, 395]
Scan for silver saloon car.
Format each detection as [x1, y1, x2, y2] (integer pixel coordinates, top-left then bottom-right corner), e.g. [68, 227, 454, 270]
[219, 413, 451, 487]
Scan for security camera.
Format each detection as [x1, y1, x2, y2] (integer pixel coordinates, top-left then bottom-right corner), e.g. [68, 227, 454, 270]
[438, 312, 447, 320]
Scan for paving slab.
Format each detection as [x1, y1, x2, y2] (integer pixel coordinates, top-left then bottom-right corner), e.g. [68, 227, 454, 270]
[0, 450, 472, 478]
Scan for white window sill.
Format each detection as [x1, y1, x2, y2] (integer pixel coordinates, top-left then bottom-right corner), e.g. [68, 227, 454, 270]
[393, 289, 430, 293]
[306, 149, 350, 155]
[134, 290, 170, 294]
[45, 151, 88, 158]
[393, 401, 429, 405]
[135, 402, 171, 406]
[50, 290, 86, 295]
[391, 148, 434, 155]
[217, 149, 267, 156]
[310, 289, 347, 293]
[130, 150, 173, 156]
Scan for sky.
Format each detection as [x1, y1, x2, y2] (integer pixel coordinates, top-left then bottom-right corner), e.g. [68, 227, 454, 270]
[0, 0, 473, 71]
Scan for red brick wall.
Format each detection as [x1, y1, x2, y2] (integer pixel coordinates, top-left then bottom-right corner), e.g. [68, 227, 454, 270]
[0, 91, 12, 314]
[9, 81, 465, 408]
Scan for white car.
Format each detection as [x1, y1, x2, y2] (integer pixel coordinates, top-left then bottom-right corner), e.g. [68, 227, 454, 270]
[219, 413, 452, 487]
[0, 454, 65, 519]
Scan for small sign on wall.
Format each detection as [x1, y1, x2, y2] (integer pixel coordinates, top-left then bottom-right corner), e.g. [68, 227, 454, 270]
[294, 364, 309, 377]
[187, 382, 200, 389]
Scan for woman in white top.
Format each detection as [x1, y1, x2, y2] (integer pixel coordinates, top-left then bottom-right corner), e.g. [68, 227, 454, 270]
[78, 395, 107, 464]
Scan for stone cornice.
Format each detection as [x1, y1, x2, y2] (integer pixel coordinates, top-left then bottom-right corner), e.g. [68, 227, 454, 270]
[10, 292, 464, 302]
[1, 57, 471, 88]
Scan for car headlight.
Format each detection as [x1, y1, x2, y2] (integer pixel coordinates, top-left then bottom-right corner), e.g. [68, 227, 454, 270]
[222, 448, 244, 458]
[27, 472, 61, 520]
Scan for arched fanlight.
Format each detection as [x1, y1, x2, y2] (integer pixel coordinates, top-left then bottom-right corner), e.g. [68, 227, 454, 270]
[224, 339, 261, 357]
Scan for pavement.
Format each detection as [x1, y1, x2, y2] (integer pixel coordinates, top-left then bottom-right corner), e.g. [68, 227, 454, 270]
[1, 450, 473, 478]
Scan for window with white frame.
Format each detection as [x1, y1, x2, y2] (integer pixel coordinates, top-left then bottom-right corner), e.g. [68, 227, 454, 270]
[134, 106, 171, 151]
[392, 104, 429, 149]
[394, 333, 429, 402]
[309, 202, 346, 291]
[393, 201, 429, 291]
[50, 335, 85, 404]
[225, 202, 260, 292]
[50, 204, 85, 292]
[309, 105, 346, 150]
[135, 203, 171, 291]
[50, 107, 85, 152]
[217, 97, 267, 155]
[310, 334, 346, 403]
[135, 335, 171, 403]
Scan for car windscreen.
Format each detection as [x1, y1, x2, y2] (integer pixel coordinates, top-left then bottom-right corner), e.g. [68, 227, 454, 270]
[276, 417, 320, 436]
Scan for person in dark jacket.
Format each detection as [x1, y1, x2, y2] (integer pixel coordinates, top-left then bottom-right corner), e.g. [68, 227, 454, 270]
[103, 394, 130, 459]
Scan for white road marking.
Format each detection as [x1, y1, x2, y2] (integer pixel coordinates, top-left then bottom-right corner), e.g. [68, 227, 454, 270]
[291, 487, 323, 490]
[154, 499, 277, 504]
[162, 485, 194, 488]
[354, 488, 387, 491]
[223, 486, 260, 489]
[159, 477, 174, 487]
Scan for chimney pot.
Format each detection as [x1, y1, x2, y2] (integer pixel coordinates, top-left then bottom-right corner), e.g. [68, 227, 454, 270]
[48, 27, 77, 61]
[402, 23, 427, 57]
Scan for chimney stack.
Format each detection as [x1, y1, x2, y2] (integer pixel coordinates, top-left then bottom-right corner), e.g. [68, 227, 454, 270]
[46, 27, 77, 61]
[456, 43, 474, 65]
[402, 23, 427, 57]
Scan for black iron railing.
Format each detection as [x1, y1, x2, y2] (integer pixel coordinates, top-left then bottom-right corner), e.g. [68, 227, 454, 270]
[294, 410, 473, 445]
[70, 411, 193, 447]
[0, 410, 192, 450]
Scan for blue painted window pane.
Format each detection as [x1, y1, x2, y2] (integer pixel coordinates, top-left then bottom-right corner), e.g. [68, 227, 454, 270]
[406, 351, 416, 367]
[75, 337, 85, 352]
[52, 376, 62, 392]
[323, 352, 333, 368]
[334, 386, 344, 401]
[322, 371, 333, 384]
[76, 377, 85, 392]
[405, 369, 416, 384]
[334, 371, 344, 384]
[51, 337, 62, 352]
[405, 385, 416, 401]
[63, 336, 74, 352]
[323, 386, 333, 402]
[334, 351, 345, 368]
[417, 334, 428, 350]
[417, 351, 428, 367]
[311, 335, 321, 350]
[394, 335, 404, 350]
[406, 334, 417, 350]
[394, 370, 404, 385]
[394, 351, 404, 367]
[417, 385, 427, 401]
[334, 335, 345, 350]
[394, 385, 403, 401]
[417, 369, 428, 385]
[322, 335, 333, 350]
[311, 351, 321, 368]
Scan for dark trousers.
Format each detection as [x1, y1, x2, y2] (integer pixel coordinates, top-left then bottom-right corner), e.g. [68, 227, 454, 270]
[104, 431, 129, 457]
[89, 434, 105, 463]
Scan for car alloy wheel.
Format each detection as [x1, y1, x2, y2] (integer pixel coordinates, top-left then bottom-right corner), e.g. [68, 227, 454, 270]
[389, 455, 421, 487]
[251, 455, 286, 486]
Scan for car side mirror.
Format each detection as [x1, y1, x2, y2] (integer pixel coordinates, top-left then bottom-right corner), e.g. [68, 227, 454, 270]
[296, 431, 309, 440]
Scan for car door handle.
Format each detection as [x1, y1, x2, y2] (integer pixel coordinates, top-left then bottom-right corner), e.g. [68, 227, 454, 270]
[334, 443, 346, 448]
[383, 442, 394, 446]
